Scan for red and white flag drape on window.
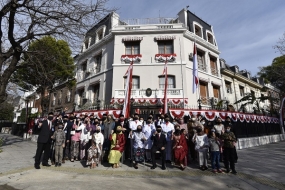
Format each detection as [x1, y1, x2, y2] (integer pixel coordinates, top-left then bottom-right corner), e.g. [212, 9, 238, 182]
[192, 42, 199, 94]
[122, 62, 133, 119]
[163, 60, 168, 114]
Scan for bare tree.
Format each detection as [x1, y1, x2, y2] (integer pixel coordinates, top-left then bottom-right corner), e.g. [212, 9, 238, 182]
[274, 32, 285, 55]
[0, 0, 115, 104]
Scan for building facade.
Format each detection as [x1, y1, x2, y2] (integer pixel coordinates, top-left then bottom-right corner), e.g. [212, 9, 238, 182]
[74, 8, 224, 115]
[48, 81, 76, 115]
[220, 59, 281, 114]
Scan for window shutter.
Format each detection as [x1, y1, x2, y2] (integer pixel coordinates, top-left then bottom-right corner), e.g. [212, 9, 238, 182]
[199, 83, 207, 97]
[213, 86, 220, 98]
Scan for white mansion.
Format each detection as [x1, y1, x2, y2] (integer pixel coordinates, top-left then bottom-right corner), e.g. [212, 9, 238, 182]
[73, 8, 280, 115]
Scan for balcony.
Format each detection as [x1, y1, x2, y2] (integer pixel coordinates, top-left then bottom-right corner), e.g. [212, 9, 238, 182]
[121, 54, 142, 63]
[77, 69, 102, 82]
[114, 89, 183, 99]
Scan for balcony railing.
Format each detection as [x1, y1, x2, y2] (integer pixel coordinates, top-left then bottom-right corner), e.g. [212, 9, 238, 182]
[211, 68, 219, 76]
[120, 17, 181, 25]
[114, 89, 183, 99]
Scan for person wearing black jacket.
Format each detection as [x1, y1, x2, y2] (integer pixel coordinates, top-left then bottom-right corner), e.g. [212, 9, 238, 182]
[34, 112, 54, 169]
[63, 114, 74, 161]
[151, 125, 167, 170]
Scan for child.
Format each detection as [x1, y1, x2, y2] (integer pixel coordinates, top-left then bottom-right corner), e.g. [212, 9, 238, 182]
[52, 123, 66, 167]
[87, 126, 104, 169]
[209, 129, 223, 173]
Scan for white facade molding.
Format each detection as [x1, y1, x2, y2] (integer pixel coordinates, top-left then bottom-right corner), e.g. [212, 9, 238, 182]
[154, 35, 176, 40]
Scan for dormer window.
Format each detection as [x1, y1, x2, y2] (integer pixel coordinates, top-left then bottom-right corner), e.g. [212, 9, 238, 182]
[206, 32, 214, 44]
[95, 25, 106, 43]
[194, 24, 202, 38]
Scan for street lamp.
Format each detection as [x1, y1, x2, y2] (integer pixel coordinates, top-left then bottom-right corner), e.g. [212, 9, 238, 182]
[97, 99, 101, 110]
[197, 98, 202, 110]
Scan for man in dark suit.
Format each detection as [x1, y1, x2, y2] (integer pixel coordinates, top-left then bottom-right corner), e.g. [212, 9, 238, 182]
[151, 125, 167, 170]
[34, 112, 54, 169]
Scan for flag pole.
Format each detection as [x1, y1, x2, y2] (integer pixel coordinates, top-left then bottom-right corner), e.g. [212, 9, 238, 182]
[179, 37, 185, 109]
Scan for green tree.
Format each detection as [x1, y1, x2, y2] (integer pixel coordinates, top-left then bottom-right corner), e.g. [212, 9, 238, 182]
[12, 36, 75, 116]
[0, 0, 114, 104]
[0, 102, 14, 121]
[258, 55, 285, 94]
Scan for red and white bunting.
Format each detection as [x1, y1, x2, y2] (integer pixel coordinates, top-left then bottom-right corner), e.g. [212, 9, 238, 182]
[118, 99, 124, 104]
[204, 111, 217, 121]
[238, 114, 245, 122]
[245, 114, 250, 123]
[170, 110, 185, 119]
[138, 99, 146, 104]
[112, 110, 121, 119]
[149, 99, 158, 105]
[97, 111, 109, 119]
[231, 113, 238, 122]
[250, 115, 256, 123]
[218, 112, 228, 121]
[171, 99, 181, 105]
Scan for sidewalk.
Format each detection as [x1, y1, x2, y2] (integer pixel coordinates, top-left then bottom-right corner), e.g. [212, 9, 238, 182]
[0, 133, 285, 190]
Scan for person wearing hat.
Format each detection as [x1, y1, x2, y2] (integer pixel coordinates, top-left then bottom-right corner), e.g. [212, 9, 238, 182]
[108, 125, 126, 168]
[87, 125, 104, 169]
[161, 114, 174, 163]
[52, 122, 66, 167]
[150, 125, 167, 170]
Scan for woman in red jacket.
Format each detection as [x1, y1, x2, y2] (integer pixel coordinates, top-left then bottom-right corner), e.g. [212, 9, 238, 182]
[108, 126, 126, 168]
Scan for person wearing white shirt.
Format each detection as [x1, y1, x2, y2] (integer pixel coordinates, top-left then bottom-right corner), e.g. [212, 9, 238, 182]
[143, 118, 156, 162]
[131, 125, 146, 169]
[77, 119, 89, 160]
[129, 115, 143, 131]
[161, 115, 174, 162]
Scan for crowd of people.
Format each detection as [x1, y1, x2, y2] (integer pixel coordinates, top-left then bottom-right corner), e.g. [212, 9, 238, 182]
[34, 109, 238, 174]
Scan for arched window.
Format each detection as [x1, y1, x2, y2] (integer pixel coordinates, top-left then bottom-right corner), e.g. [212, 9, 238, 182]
[159, 75, 175, 89]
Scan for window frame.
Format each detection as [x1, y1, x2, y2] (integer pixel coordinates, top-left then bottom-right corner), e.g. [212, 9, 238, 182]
[124, 75, 140, 89]
[157, 40, 174, 54]
[158, 75, 176, 89]
[124, 41, 140, 55]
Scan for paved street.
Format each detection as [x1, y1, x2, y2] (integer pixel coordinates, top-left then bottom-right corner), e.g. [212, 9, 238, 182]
[0, 134, 285, 190]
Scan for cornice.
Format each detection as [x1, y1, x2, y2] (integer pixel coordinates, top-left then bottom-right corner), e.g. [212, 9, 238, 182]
[221, 68, 263, 88]
[183, 30, 220, 54]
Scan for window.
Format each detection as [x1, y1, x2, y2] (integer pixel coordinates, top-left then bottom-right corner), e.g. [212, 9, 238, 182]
[159, 75, 175, 89]
[84, 38, 90, 50]
[58, 90, 62, 105]
[251, 90, 255, 97]
[52, 93, 56, 106]
[239, 86, 244, 97]
[124, 76, 140, 89]
[158, 40, 173, 54]
[194, 24, 202, 38]
[81, 61, 87, 72]
[197, 50, 206, 72]
[66, 89, 71, 103]
[210, 56, 218, 76]
[199, 82, 209, 105]
[207, 32, 214, 44]
[94, 54, 102, 73]
[213, 86, 220, 99]
[125, 41, 140, 55]
[95, 25, 106, 42]
[91, 84, 100, 104]
[225, 81, 232, 94]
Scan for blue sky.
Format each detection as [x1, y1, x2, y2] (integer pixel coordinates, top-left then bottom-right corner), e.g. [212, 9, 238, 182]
[107, 0, 285, 76]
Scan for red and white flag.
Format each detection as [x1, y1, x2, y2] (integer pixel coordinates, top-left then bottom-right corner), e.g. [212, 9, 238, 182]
[122, 62, 133, 119]
[163, 60, 168, 114]
[192, 42, 199, 94]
